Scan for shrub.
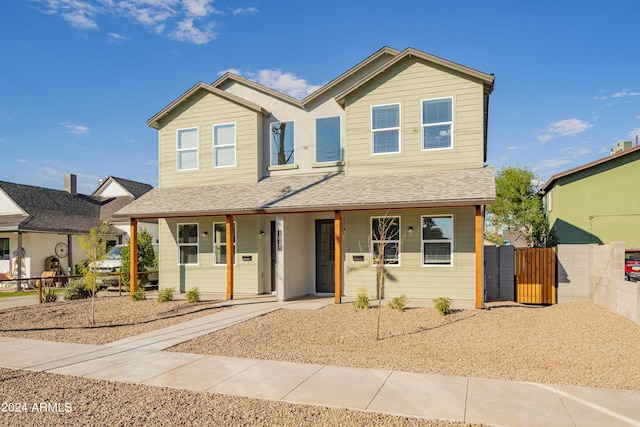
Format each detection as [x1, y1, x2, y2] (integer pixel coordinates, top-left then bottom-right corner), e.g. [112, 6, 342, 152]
[433, 297, 453, 316]
[42, 287, 59, 303]
[353, 287, 370, 309]
[158, 287, 174, 303]
[186, 287, 200, 303]
[63, 278, 91, 300]
[388, 294, 408, 311]
[130, 288, 146, 301]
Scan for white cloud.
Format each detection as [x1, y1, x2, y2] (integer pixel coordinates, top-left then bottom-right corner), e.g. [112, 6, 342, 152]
[636, 115, 640, 120]
[170, 18, 216, 44]
[60, 122, 89, 135]
[506, 146, 520, 151]
[628, 128, 640, 139]
[107, 32, 127, 41]
[562, 146, 593, 157]
[232, 7, 258, 16]
[240, 69, 321, 99]
[532, 158, 573, 171]
[62, 10, 99, 29]
[536, 118, 592, 142]
[611, 89, 640, 98]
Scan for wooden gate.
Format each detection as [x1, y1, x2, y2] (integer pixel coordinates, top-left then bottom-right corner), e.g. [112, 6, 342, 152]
[515, 247, 557, 304]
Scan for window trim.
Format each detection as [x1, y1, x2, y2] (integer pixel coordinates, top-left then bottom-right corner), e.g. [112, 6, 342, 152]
[371, 103, 401, 155]
[177, 223, 199, 266]
[212, 122, 237, 168]
[270, 120, 296, 166]
[176, 127, 199, 171]
[315, 115, 342, 163]
[370, 216, 401, 267]
[213, 222, 237, 266]
[421, 214, 454, 267]
[421, 97, 454, 151]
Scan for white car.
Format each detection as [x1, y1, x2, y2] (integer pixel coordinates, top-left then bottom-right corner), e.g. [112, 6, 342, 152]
[95, 245, 158, 287]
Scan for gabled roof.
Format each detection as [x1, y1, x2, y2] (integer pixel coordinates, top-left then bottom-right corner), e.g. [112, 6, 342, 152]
[92, 176, 153, 199]
[541, 145, 640, 193]
[334, 47, 495, 105]
[115, 167, 495, 219]
[146, 82, 271, 129]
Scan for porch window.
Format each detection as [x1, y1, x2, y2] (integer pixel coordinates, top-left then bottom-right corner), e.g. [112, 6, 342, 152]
[315, 116, 341, 162]
[214, 222, 236, 265]
[422, 97, 453, 150]
[177, 128, 198, 170]
[371, 103, 400, 154]
[213, 123, 236, 168]
[422, 215, 453, 266]
[371, 216, 400, 265]
[178, 224, 198, 265]
[0, 238, 8, 260]
[271, 121, 295, 166]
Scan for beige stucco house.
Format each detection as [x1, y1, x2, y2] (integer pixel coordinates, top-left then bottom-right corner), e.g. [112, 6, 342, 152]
[117, 47, 495, 308]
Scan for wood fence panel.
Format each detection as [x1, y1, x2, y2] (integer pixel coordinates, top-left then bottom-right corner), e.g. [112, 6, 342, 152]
[515, 247, 556, 304]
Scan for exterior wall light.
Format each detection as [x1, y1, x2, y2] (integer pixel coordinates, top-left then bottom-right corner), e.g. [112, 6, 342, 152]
[408, 226, 414, 235]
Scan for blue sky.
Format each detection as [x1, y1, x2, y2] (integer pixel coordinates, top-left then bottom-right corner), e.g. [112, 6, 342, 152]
[1, 0, 639, 193]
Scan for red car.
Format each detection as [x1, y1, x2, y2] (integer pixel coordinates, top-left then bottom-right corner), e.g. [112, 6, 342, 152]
[625, 250, 640, 281]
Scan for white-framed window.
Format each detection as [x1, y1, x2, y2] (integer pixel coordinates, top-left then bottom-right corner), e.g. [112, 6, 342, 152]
[371, 103, 400, 154]
[315, 116, 341, 163]
[422, 215, 453, 266]
[422, 97, 453, 150]
[214, 222, 236, 266]
[371, 216, 400, 266]
[547, 191, 553, 213]
[213, 123, 236, 168]
[177, 223, 198, 265]
[177, 127, 198, 170]
[0, 238, 9, 260]
[271, 121, 295, 166]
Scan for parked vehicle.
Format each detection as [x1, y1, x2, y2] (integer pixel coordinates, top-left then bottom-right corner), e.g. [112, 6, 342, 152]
[95, 245, 158, 287]
[624, 249, 640, 281]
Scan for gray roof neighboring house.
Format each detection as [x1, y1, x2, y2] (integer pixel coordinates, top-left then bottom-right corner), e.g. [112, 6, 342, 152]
[115, 167, 495, 219]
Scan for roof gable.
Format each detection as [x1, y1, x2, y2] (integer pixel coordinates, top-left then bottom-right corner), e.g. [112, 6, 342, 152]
[92, 176, 153, 199]
[0, 188, 26, 216]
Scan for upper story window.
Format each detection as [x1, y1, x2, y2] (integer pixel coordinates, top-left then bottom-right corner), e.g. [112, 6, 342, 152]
[271, 121, 295, 166]
[546, 191, 553, 213]
[178, 223, 198, 265]
[177, 128, 198, 171]
[213, 123, 236, 168]
[315, 116, 341, 163]
[371, 216, 400, 266]
[422, 97, 453, 150]
[422, 215, 453, 266]
[214, 222, 236, 266]
[0, 238, 9, 260]
[371, 103, 400, 154]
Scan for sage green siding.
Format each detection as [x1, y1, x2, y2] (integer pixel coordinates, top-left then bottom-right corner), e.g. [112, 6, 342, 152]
[158, 216, 261, 294]
[157, 91, 261, 188]
[343, 207, 477, 302]
[547, 152, 640, 247]
[344, 57, 485, 176]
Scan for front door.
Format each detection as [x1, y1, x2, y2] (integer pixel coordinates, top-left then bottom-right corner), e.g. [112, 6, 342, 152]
[315, 219, 334, 293]
[270, 221, 276, 293]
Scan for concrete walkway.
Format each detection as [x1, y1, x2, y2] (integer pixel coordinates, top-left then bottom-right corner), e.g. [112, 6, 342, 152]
[1, 298, 639, 426]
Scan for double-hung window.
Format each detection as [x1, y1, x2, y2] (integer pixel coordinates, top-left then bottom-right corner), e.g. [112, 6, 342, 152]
[422, 215, 453, 266]
[178, 224, 198, 265]
[371, 216, 400, 265]
[371, 104, 400, 154]
[271, 121, 295, 166]
[422, 97, 453, 150]
[0, 238, 9, 260]
[177, 128, 198, 170]
[315, 116, 341, 163]
[213, 123, 236, 168]
[214, 222, 236, 265]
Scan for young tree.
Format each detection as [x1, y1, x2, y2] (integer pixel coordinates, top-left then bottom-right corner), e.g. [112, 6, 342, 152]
[486, 166, 556, 247]
[77, 220, 110, 325]
[121, 228, 157, 290]
[371, 214, 400, 340]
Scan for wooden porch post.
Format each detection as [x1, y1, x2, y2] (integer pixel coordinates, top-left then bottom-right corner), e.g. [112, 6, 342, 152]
[334, 211, 342, 304]
[226, 215, 234, 300]
[475, 205, 484, 309]
[130, 218, 138, 293]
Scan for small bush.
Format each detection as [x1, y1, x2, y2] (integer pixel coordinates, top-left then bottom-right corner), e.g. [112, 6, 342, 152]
[157, 287, 174, 303]
[433, 297, 453, 316]
[42, 287, 59, 303]
[63, 278, 91, 300]
[130, 288, 146, 301]
[388, 294, 408, 311]
[186, 287, 200, 303]
[353, 287, 370, 309]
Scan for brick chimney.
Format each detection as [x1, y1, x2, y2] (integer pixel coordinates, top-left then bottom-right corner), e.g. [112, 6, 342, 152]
[64, 174, 77, 194]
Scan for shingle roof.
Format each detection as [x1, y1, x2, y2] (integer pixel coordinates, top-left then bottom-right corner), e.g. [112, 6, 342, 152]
[115, 167, 495, 219]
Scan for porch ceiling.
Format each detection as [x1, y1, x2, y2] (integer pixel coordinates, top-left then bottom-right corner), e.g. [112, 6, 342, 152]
[114, 166, 496, 219]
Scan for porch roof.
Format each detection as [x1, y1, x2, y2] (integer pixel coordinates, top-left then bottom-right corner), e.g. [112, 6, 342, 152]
[114, 167, 495, 219]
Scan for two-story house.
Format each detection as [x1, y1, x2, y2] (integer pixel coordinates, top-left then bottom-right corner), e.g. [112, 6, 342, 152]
[117, 47, 495, 308]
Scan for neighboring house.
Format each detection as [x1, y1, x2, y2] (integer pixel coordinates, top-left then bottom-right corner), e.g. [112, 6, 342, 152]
[502, 230, 529, 248]
[541, 144, 640, 247]
[117, 47, 495, 308]
[0, 174, 157, 284]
